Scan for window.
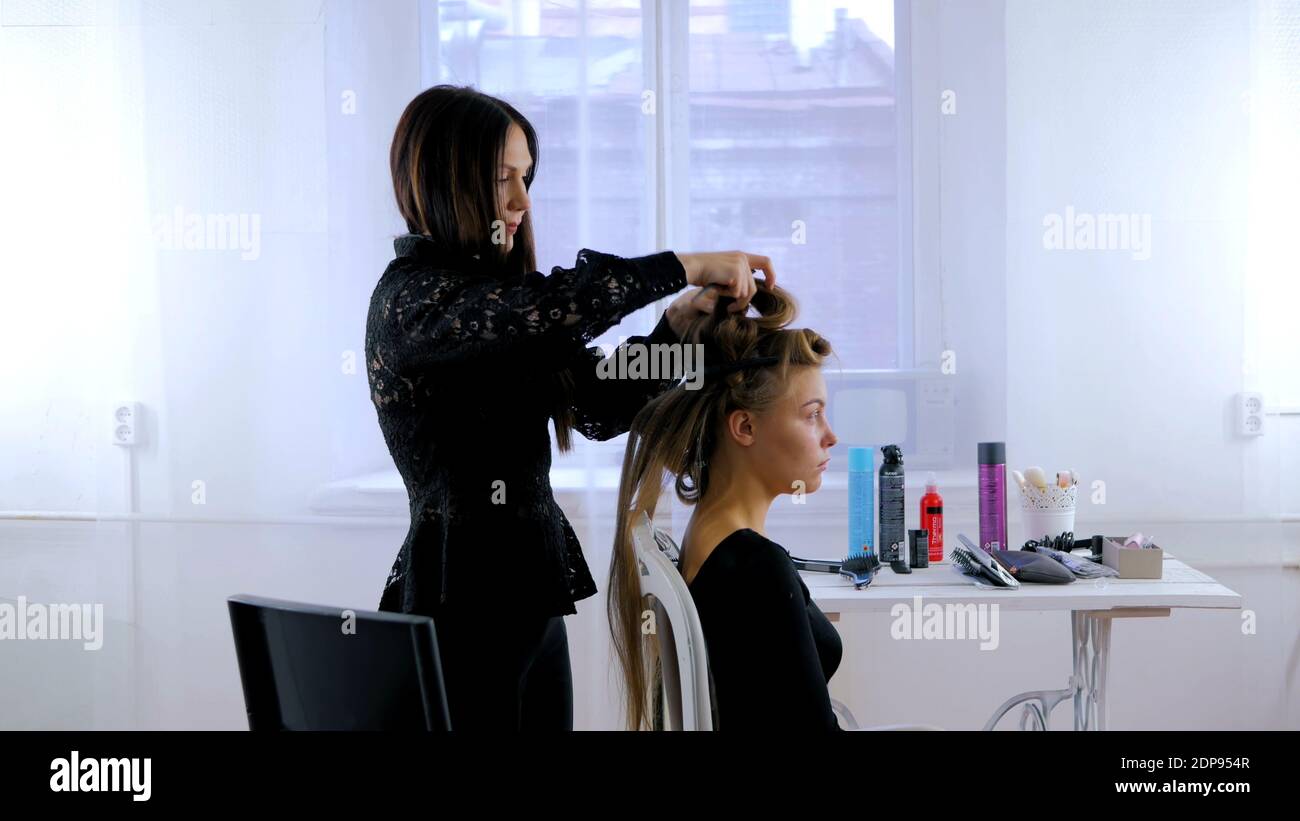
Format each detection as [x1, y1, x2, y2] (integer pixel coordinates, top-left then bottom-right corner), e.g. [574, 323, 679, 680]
[428, 0, 658, 347]
[419, 0, 910, 479]
[686, 0, 903, 369]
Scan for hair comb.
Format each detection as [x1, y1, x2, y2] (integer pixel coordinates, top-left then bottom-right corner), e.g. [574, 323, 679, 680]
[701, 355, 779, 379]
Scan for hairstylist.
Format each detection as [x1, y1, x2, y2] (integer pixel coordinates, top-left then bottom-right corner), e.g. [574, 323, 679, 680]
[365, 85, 775, 731]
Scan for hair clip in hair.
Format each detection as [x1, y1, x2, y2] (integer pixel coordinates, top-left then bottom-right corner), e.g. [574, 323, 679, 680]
[700, 355, 779, 380]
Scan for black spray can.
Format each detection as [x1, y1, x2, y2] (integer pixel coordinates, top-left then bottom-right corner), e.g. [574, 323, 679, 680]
[908, 529, 930, 568]
[878, 444, 905, 564]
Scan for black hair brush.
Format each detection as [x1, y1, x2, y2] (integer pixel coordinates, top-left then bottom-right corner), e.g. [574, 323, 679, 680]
[950, 534, 1020, 588]
[787, 551, 881, 588]
[788, 555, 841, 573]
[839, 553, 881, 588]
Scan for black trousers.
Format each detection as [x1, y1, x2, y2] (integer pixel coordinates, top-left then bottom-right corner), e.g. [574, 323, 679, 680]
[431, 609, 573, 731]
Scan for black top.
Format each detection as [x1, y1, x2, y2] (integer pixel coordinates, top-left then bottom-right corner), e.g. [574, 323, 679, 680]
[687, 528, 844, 730]
[365, 233, 688, 618]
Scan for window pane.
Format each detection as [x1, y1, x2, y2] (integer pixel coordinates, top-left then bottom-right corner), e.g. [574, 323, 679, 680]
[436, 0, 657, 346]
[688, 0, 900, 367]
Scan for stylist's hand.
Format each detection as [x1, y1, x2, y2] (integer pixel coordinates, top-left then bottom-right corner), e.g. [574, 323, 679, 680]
[674, 251, 775, 314]
[665, 287, 722, 338]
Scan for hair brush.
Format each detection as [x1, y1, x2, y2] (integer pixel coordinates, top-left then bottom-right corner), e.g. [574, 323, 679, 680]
[951, 534, 1020, 588]
[784, 551, 880, 588]
[838, 553, 881, 588]
[787, 554, 841, 574]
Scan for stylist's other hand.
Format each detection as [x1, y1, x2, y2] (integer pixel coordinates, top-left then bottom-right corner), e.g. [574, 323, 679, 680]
[674, 251, 775, 314]
[665, 287, 722, 338]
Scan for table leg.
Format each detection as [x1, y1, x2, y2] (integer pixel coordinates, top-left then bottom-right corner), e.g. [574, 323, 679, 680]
[1072, 608, 1168, 729]
[984, 607, 1166, 730]
[1072, 611, 1112, 730]
[982, 685, 1073, 731]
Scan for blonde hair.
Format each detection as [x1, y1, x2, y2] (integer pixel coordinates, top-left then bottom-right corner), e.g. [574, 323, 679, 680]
[605, 285, 833, 730]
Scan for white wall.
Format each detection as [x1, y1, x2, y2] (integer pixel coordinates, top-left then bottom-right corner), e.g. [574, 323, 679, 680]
[1006, 0, 1266, 520]
[0, 0, 415, 728]
[0, 0, 413, 520]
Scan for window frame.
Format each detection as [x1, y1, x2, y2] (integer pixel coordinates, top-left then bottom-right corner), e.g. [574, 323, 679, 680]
[411, 0, 934, 481]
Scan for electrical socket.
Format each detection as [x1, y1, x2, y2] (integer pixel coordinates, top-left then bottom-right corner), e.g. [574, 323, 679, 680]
[1236, 392, 1264, 437]
[112, 401, 141, 446]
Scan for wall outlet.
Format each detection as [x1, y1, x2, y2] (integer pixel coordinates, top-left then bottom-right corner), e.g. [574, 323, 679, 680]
[1236, 392, 1264, 437]
[112, 401, 141, 446]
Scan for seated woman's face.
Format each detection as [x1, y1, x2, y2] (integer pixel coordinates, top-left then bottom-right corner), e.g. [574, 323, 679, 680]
[748, 366, 838, 497]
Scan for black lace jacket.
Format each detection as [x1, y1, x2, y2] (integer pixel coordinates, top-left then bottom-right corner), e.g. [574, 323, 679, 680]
[366, 233, 688, 618]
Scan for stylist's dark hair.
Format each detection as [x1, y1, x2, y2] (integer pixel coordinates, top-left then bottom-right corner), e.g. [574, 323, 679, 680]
[390, 84, 538, 274]
[391, 85, 583, 449]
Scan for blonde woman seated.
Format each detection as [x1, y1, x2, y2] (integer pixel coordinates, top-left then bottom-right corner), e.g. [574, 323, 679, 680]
[608, 285, 844, 731]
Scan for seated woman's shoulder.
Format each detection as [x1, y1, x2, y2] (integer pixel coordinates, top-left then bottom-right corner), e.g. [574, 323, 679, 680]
[730, 529, 799, 577]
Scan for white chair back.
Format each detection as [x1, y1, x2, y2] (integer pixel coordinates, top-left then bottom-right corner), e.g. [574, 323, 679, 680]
[630, 511, 714, 730]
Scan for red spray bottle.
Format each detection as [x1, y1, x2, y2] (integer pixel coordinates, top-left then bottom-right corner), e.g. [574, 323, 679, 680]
[921, 472, 944, 563]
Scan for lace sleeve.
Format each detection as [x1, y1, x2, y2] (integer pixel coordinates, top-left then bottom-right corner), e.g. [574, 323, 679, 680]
[567, 310, 683, 442]
[384, 248, 687, 377]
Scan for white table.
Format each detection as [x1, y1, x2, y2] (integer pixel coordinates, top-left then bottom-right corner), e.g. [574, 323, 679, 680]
[802, 553, 1242, 730]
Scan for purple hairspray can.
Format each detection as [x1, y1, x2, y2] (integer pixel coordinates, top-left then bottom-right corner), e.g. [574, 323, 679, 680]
[978, 442, 1007, 552]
